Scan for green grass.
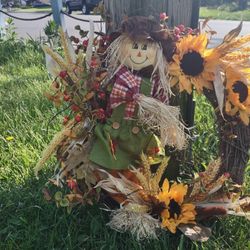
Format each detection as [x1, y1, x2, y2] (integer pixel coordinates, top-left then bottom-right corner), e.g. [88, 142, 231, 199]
[0, 39, 249, 249]
[200, 7, 250, 21]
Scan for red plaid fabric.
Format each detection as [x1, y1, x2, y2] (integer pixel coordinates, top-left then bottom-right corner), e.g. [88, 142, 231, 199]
[110, 66, 142, 119]
[109, 66, 169, 119]
[151, 75, 169, 104]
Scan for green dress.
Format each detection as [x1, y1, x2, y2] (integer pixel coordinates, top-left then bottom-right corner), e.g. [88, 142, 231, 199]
[89, 77, 164, 170]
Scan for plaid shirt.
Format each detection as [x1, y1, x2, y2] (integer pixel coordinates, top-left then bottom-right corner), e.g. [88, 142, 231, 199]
[110, 66, 168, 119]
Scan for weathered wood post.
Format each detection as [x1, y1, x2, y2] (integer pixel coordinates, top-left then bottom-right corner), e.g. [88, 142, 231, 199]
[103, 0, 200, 179]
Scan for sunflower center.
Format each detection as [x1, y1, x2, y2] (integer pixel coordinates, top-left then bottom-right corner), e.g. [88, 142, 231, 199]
[151, 201, 166, 218]
[169, 199, 181, 219]
[232, 81, 248, 103]
[180, 51, 204, 76]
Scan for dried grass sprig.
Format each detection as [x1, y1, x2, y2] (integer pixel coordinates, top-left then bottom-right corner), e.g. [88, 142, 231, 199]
[34, 120, 75, 177]
[132, 155, 169, 195]
[43, 45, 78, 83]
[59, 28, 75, 65]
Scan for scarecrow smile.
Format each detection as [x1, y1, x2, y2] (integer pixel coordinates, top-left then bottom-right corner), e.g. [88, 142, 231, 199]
[129, 56, 149, 65]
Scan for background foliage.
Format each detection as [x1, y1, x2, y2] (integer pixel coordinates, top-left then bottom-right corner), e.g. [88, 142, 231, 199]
[201, 0, 249, 10]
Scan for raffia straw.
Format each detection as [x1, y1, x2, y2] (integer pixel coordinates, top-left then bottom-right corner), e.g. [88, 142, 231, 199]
[107, 208, 161, 240]
[34, 120, 75, 177]
[136, 95, 189, 150]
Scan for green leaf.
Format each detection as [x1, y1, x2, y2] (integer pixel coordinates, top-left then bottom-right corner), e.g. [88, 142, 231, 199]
[54, 191, 63, 201]
[59, 198, 70, 207]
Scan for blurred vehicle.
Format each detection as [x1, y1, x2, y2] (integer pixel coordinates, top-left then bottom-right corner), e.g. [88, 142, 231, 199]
[32, 0, 50, 7]
[65, 0, 101, 14]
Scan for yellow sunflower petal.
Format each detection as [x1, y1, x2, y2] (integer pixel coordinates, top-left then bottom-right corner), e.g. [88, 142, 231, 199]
[239, 111, 249, 125]
[161, 208, 170, 219]
[179, 75, 192, 93]
[162, 218, 177, 233]
[162, 179, 170, 193]
[192, 34, 208, 52]
[169, 182, 187, 204]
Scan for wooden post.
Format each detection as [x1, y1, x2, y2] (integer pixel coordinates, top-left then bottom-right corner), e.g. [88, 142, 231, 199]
[104, 0, 167, 33]
[50, 0, 65, 28]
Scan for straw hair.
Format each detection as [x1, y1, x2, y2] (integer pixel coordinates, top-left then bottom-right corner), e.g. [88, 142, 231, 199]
[105, 35, 172, 96]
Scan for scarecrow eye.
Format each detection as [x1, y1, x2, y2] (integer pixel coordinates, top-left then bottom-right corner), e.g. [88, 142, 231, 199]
[141, 44, 147, 50]
[132, 43, 139, 49]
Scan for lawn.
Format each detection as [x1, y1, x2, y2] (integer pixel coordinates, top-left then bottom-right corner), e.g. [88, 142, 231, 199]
[3, 7, 52, 13]
[200, 7, 250, 21]
[0, 37, 249, 249]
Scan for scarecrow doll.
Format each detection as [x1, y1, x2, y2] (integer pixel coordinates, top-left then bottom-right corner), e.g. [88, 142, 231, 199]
[89, 16, 187, 170]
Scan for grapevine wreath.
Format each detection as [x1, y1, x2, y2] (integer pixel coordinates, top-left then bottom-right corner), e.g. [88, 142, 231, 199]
[35, 16, 250, 241]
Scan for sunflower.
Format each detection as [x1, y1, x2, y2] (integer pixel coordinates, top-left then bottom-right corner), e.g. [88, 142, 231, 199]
[169, 30, 250, 95]
[169, 34, 216, 94]
[225, 66, 250, 125]
[157, 179, 196, 233]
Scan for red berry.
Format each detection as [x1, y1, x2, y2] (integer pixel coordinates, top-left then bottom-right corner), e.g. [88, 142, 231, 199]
[174, 34, 181, 41]
[98, 91, 106, 100]
[177, 24, 185, 32]
[59, 70, 68, 79]
[160, 12, 167, 21]
[95, 108, 106, 120]
[90, 58, 98, 68]
[82, 39, 89, 48]
[71, 104, 80, 112]
[93, 82, 100, 90]
[63, 94, 71, 102]
[67, 179, 77, 190]
[154, 147, 160, 154]
[102, 35, 110, 42]
[75, 114, 82, 122]
[63, 116, 69, 125]
[174, 27, 181, 35]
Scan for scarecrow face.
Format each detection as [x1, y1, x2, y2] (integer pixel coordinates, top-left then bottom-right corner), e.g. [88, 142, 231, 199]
[121, 38, 158, 71]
